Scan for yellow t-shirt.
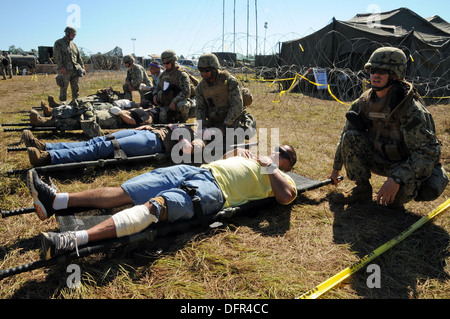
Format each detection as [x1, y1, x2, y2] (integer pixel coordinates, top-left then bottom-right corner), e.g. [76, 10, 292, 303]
[202, 156, 297, 208]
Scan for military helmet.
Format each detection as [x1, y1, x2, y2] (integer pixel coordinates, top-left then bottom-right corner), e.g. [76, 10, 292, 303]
[198, 53, 221, 69]
[364, 47, 407, 78]
[161, 50, 178, 62]
[122, 55, 135, 64]
[64, 26, 77, 34]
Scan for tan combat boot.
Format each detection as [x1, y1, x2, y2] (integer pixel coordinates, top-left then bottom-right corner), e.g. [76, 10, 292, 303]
[27, 147, 51, 166]
[47, 95, 61, 107]
[40, 101, 53, 117]
[30, 110, 55, 127]
[332, 180, 373, 204]
[22, 129, 46, 150]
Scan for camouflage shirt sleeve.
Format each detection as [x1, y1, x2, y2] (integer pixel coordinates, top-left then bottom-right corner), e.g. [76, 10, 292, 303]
[53, 38, 64, 69]
[195, 83, 207, 122]
[332, 99, 361, 170]
[389, 100, 441, 184]
[172, 71, 191, 104]
[128, 65, 148, 88]
[223, 76, 244, 127]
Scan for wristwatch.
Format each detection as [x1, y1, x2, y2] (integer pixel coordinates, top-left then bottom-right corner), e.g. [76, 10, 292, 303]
[391, 176, 402, 185]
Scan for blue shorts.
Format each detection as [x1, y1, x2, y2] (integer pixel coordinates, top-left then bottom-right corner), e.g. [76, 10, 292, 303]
[121, 165, 225, 223]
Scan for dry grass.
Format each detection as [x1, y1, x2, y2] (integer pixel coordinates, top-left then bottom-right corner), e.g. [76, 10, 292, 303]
[0, 72, 449, 299]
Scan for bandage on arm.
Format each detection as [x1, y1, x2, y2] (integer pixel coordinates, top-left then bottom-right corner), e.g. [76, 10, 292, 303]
[112, 205, 158, 238]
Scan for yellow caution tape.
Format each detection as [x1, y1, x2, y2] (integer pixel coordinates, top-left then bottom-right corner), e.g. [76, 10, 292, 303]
[299, 198, 450, 299]
[273, 74, 299, 103]
[327, 85, 350, 106]
[423, 96, 450, 99]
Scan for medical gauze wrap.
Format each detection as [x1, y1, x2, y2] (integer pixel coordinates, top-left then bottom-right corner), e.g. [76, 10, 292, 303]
[112, 205, 158, 237]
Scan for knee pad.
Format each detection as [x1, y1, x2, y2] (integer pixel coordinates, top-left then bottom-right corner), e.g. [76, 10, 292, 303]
[112, 204, 158, 238]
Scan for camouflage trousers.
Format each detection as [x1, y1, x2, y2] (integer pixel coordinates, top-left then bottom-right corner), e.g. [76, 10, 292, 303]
[122, 84, 147, 102]
[0, 65, 6, 79]
[56, 70, 80, 102]
[339, 130, 419, 204]
[158, 99, 192, 124]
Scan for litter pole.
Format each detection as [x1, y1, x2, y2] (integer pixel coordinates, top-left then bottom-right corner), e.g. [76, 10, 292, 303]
[7, 147, 27, 152]
[1, 123, 32, 127]
[1, 207, 36, 218]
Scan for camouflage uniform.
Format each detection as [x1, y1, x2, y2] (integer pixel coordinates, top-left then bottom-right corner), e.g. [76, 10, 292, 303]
[0, 54, 7, 80]
[4, 53, 13, 78]
[154, 50, 194, 123]
[333, 81, 442, 204]
[122, 55, 152, 102]
[195, 53, 256, 144]
[53, 27, 85, 101]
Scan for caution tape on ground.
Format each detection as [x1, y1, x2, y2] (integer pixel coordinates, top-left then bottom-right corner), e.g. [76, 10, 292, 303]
[298, 198, 450, 299]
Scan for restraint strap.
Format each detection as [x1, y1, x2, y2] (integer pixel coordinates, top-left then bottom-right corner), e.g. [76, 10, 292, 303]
[106, 134, 128, 160]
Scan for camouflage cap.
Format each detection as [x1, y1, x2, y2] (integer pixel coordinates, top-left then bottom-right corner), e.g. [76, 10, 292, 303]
[364, 47, 407, 78]
[198, 53, 220, 69]
[64, 26, 77, 34]
[161, 50, 178, 62]
[122, 55, 135, 64]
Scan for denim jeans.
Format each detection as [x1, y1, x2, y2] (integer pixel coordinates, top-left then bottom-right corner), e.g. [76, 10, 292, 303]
[46, 129, 163, 164]
[121, 165, 225, 223]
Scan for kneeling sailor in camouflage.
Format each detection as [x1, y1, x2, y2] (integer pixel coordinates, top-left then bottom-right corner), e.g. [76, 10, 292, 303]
[122, 55, 152, 102]
[152, 50, 196, 123]
[195, 53, 256, 149]
[329, 47, 447, 207]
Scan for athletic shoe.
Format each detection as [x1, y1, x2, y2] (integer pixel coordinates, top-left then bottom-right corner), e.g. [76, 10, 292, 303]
[41, 231, 77, 260]
[27, 169, 57, 220]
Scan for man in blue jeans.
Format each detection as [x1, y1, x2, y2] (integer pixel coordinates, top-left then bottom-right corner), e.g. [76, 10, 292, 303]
[23, 124, 194, 166]
[26, 145, 298, 260]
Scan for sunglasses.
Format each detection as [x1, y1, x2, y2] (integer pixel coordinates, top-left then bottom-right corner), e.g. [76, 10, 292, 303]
[198, 67, 213, 73]
[162, 60, 171, 65]
[370, 68, 390, 75]
[274, 146, 295, 167]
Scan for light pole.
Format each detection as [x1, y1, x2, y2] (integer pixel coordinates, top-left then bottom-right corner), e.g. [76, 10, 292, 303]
[264, 22, 268, 55]
[131, 38, 136, 56]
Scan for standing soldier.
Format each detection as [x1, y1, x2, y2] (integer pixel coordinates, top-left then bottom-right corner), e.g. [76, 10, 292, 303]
[53, 26, 86, 102]
[152, 50, 195, 123]
[122, 54, 152, 102]
[329, 47, 447, 207]
[0, 53, 7, 80]
[194, 53, 256, 149]
[4, 52, 13, 78]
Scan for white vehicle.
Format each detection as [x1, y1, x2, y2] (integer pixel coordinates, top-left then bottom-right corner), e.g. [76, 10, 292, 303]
[178, 59, 198, 70]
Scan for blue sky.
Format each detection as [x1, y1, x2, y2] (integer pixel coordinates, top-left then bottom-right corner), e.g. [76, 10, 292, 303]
[1, 0, 449, 59]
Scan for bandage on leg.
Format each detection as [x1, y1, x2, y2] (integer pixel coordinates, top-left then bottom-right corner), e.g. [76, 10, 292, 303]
[112, 204, 158, 238]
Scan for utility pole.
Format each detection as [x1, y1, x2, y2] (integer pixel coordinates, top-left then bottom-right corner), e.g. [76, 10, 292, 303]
[131, 38, 136, 56]
[222, 0, 225, 51]
[255, 0, 258, 56]
[246, 0, 249, 59]
[233, 0, 236, 53]
[264, 22, 268, 55]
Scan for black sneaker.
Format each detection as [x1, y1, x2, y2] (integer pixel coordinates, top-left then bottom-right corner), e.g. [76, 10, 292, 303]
[41, 231, 77, 260]
[27, 169, 57, 220]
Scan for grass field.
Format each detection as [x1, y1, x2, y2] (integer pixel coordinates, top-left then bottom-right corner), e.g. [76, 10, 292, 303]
[0, 71, 449, 300]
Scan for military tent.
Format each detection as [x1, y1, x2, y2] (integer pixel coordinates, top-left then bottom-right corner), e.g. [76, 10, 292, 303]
[279, 7, 450, 101]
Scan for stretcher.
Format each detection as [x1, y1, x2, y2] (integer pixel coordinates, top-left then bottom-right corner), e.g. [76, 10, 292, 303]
[0, 173, 342, 280]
